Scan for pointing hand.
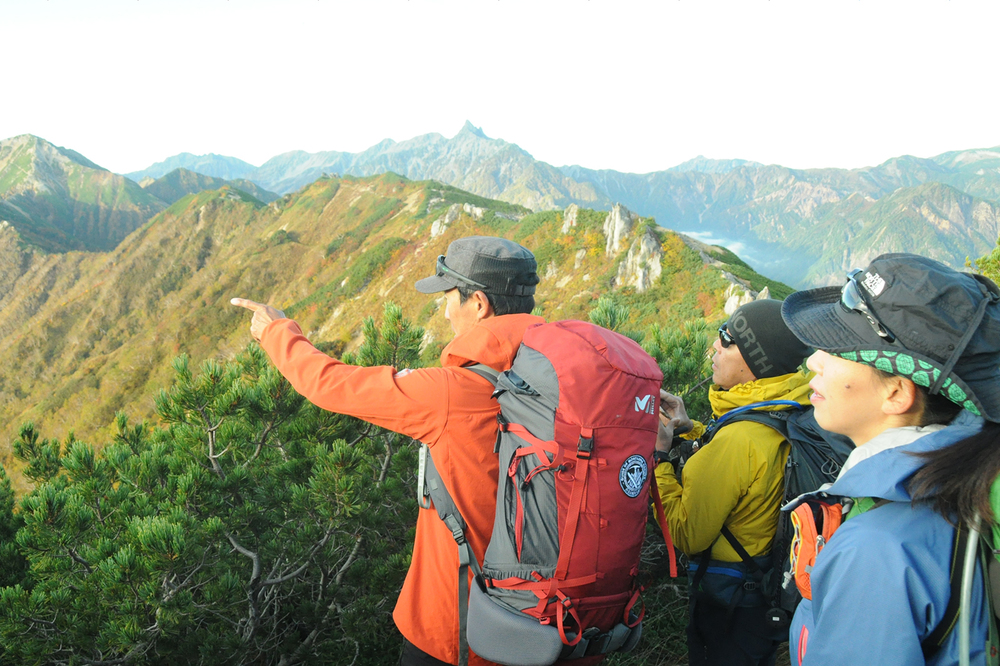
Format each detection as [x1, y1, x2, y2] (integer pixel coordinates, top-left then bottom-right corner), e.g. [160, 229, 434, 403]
[230, 298, 286, 342]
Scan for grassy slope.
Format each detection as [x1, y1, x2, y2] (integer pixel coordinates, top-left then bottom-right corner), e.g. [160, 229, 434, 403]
[0, 174, 773, 492]
[0, 135, 166, 252]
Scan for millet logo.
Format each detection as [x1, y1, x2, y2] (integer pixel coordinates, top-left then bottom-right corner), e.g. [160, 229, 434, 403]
[634, 394, 655, 414]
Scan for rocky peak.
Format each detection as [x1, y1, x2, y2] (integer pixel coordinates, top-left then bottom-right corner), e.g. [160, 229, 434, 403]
[561, 204, 579, 234]
[615, 229, 663, 293]
[458, 121, 488, 140]
[603, 203, 639, 255]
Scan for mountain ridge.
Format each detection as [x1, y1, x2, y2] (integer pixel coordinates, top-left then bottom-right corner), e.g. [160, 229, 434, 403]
[121, 128, 1000, 286]
[0, 173, 780, 490]
[126, 152, 258, 182]
[139, 168, 279, 205]
[0, 134, 165, 252]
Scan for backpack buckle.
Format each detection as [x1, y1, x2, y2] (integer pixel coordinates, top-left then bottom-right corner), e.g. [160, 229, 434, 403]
[494, 413, 508, 453]
[578, 428, 594, 458]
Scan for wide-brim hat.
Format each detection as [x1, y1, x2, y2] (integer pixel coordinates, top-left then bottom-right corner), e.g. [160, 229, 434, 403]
[781, 253, 1000, 422]
[415, 236, 538, 296]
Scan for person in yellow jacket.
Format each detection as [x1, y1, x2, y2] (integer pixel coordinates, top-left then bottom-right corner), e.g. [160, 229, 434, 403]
[654, 299, 811, 666]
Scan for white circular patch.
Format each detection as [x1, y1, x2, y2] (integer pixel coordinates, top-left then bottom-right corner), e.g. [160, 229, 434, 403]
[619, 454, 648, 498]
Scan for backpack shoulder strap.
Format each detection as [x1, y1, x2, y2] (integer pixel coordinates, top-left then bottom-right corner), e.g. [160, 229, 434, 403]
[417, 362, 497, 666]
[719, 525, 764, 578]
[703, 401, 800, 444]
[921, 523, 970, 659]
[420, 449, 482, 666]
[463, 362, 500, 386]
[723, 410, 790, 439]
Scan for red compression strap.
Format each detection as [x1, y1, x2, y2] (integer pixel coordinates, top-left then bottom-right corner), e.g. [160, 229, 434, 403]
[651, 477, 678, 578]
[623, 587, 644, 626]
[555, 591, 584, 646]
[489, 573, 600, 593]
[555, 428, 593, 579]
[505, 423, 565, 467]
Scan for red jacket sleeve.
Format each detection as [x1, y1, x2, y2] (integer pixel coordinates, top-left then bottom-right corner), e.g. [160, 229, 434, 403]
[259, 318, 449, 443]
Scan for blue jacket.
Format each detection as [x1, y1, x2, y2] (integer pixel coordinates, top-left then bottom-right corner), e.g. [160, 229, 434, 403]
[789, 411, 992, 665]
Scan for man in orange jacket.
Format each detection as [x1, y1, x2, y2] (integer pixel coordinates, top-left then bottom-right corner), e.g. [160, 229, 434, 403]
[232, 236, 542, 666]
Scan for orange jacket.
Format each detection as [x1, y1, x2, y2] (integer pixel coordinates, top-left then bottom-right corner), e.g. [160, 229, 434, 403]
[260, 313, 544, 665]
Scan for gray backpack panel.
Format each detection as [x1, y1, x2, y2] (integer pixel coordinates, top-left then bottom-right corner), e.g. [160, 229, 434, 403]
[494, 345, 560, 440]
[467, 581, 563, 666]
[483, 345, 562, 589]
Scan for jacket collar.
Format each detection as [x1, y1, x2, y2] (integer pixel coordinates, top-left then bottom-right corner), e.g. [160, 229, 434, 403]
[439, 313, 545, 372]
[709, 370, 813, 418]
[822, 410, 983, 502]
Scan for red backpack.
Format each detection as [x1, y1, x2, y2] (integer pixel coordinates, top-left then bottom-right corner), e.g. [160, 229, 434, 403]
[420, 320, 666, 666]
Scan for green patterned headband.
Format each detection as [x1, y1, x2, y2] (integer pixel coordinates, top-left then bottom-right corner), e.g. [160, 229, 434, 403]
[833, 349, 981, 417]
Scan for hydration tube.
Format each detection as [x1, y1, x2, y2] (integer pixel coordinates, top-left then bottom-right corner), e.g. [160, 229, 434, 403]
[959, 514, 982, 666]
[712, 400, 805, 429]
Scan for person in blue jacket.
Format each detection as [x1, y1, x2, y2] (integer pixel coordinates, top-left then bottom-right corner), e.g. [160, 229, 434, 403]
[779, 253, 1000, 665]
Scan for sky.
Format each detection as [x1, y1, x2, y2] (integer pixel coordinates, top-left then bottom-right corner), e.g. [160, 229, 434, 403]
[3, 0, 999, 176]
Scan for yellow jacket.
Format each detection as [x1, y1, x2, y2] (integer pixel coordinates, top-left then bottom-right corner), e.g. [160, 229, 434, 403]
[655, 370, 812, 562]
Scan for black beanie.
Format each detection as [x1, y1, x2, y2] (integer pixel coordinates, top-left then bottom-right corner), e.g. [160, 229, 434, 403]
[727, 299, 811, 379]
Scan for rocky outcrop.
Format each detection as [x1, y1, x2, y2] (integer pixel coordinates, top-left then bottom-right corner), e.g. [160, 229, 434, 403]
[723, 282, 770, 315]
[462, 203, 485, 220]
[561, 204, 579, 234]
[430, 204, 462, 238]
[430, 202, 487, 238]
[603, 203, 639, 255]
[615, 229, 662, 293]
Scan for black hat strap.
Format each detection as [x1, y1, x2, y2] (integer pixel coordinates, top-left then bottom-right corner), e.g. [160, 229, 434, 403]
[930, 289, 993, 395]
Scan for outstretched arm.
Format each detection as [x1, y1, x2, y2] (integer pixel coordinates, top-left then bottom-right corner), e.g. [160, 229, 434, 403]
[229, 297, 450, 443]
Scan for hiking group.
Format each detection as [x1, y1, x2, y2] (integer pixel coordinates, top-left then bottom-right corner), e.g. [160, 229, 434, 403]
[233, 235, 1000, 666]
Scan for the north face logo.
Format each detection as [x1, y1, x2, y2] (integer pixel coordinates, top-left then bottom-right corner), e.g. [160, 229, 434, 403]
[862, 271, 887, 298]
[634, 395, 654, 414]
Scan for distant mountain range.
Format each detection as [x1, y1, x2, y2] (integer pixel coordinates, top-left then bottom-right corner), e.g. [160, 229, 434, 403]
[4, 128, 1000, 287]
[120, 124, 1000, 286]
[127, 152, 257, 182]
[137, 168, 278, 205]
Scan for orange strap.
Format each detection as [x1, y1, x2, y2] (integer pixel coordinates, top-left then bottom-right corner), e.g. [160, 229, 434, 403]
[488, 572, 601, 594]
[555, 427, 593, 579]
[505, 423, 565, 466]
[623, 586, 644, 626]
[650, 475, 678, 578]
[554, 589, 585, 646]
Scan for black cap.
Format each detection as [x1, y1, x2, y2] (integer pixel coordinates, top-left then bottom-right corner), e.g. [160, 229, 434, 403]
[728, 299, 811, 379]
[415, 236, 539, 296]
[781, 253, 1000, 421]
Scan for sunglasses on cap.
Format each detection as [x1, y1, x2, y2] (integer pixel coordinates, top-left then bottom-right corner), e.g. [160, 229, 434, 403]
[435, 255, 489, 290]
[840, 269, 896, 343]
[718, 325, 736, 348]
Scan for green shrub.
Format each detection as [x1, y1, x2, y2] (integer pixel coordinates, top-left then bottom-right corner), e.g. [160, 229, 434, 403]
[0, 305, 424, 665]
